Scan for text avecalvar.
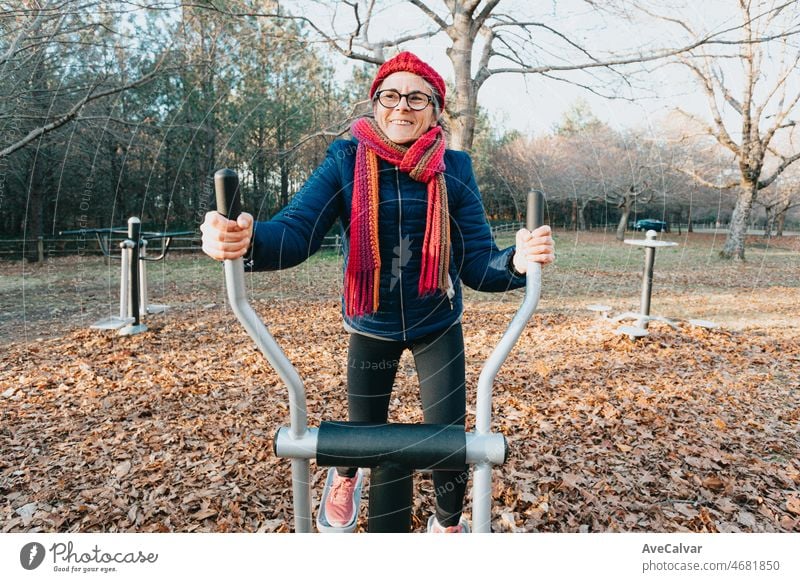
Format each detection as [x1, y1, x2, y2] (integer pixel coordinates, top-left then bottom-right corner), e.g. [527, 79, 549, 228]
[642, 544, 702, 554]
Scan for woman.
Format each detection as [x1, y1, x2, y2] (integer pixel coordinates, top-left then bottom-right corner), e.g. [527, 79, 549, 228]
[201, 52, 555, 533]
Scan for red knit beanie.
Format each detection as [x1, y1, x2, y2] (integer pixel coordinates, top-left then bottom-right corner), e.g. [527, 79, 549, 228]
[369, 51, 446, 110]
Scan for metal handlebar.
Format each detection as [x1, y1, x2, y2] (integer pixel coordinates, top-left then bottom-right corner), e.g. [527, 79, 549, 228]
[476, 190, 544, 434]
[214, 169, 313, 532]
[471, 190, 544, 532]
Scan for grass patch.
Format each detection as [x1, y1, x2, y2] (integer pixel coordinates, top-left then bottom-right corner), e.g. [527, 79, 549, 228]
[1, 230, 798, 344]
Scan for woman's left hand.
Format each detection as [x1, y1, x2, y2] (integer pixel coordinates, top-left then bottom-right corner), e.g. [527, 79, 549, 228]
[512, 225, 555, 274]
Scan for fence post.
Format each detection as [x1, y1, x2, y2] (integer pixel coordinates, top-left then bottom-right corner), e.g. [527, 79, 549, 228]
[37, 236, 44, 263]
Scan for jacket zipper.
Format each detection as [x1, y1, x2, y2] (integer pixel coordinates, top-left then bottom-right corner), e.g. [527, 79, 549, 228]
[396, 167, 407, 341]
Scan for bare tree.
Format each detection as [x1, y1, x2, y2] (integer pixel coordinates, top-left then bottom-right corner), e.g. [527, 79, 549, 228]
[632, 0, 800, 259]
[532, 120, 666, 239]
[757, 171, 800, 236]
[0, 0, 171, 160]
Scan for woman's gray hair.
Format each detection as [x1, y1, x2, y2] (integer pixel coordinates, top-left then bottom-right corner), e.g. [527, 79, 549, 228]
[425, 81, 449, 134]
[421, 79, 443, 121]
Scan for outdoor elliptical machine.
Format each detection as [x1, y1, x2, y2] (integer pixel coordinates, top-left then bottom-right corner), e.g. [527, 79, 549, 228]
[61, 219, 192, 335]
[214, 168, 544, 533]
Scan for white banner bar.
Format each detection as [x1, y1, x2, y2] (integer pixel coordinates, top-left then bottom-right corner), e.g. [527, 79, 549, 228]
[2, 533, 798, 581]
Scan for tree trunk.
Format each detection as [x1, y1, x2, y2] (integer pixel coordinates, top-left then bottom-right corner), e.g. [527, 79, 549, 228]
[763, 205, 775, 238]
[721, 181, 758, 260]
[446, 14, 477, 152]
[615, 196, 632, 241]
[202, 72, 216, 219]
[775, 206, 787, 237]
[615, 211, 629, 241]
[570, 199, 578, 230]
[280, 155, 289, 208]
[578, 199, 590, 231]
[26, 153, 44, 262]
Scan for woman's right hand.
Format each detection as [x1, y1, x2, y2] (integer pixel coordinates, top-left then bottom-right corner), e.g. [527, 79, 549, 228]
[200, 211, 254, 261]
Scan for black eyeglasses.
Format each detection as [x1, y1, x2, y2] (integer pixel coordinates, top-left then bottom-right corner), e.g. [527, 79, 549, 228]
[374, 89, 433, 111]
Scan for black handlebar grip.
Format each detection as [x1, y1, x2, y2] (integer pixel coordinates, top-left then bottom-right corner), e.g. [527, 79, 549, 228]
[214, 168, 242, 221]
[526, 190, 545, 231]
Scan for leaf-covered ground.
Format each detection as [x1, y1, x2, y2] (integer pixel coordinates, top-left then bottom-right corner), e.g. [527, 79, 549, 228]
[1, 232, 798, 532]
[1, 300, 798, 533]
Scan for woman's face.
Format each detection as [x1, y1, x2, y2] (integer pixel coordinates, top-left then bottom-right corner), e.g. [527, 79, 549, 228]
[373, 71, 437, 145]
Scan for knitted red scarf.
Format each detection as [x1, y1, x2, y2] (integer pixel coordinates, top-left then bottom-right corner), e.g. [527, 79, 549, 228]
[346, 117, 450, 317]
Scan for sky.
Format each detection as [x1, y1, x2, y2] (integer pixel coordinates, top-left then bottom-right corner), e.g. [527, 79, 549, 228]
[293, 0, 795, 138]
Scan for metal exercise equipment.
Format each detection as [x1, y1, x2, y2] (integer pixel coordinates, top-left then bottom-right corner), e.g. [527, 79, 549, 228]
[215, 168, 545, 533]
[61, 219, 192, 335]
[587, 229, 716, 339]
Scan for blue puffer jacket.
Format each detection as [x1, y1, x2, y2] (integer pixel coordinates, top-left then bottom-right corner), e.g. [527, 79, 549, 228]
[248, 138, 526, 341]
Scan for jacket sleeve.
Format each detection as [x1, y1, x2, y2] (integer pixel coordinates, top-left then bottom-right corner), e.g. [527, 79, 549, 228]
[449, 151, 526, 292]
[247, 141, 347, 271]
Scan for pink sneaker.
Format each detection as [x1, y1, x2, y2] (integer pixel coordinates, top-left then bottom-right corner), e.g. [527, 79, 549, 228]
[320, 468, 363, 530]
[427, 514, 470, 533]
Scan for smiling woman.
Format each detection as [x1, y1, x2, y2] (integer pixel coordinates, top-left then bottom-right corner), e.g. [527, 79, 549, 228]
[200, 50, 555, 533]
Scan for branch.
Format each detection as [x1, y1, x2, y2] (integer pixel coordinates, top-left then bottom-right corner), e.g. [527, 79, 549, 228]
[761, 91, 800, 152]
[758, 151, 800, 189]
[176, 1, 384, 64]
[474, 25, 494, 88]
[0, 59, 168, 159]
[408, 0, 448, 31]
[490, 17, 603, 64]
[182, 1, 439, 65]
[538, 71, 633, 101]
[680, 59, 741, 156]
[486, 10, 800, 76]
[0, 2, 51, 69]
[753, 44, 799, 122]
[269, 100, 366, 156]
[358, 0, 376, 45]
[710, 66, 742, 115]
[677, 167, 738, 190]
[74, 115, 163, 128]
[474, 0, 501, 31]
[456, 0, 481, 17]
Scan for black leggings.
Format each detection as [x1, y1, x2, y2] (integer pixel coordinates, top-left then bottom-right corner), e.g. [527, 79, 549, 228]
[338, 323, 468, 528]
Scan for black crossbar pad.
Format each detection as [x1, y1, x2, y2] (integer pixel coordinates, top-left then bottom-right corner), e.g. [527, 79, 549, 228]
[214, 168, 241, 220]
[527, 190, 545, 231]
[316, 422, 467, 470]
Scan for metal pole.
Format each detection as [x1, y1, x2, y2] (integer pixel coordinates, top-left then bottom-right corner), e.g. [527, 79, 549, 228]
[119, 240, 131, 319]
[128, 218, 142, 327]
[639, 230, 657, 328]
[290, 459, 312, 533]
[473, 190, 544, 533]
[139, 239, 148, 316]
[472, 463, 492, 533]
